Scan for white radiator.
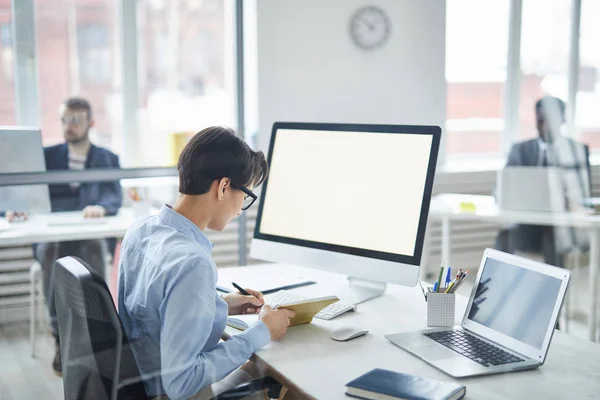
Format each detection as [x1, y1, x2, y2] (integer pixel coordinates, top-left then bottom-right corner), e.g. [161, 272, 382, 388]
[0, 245, 35, 324]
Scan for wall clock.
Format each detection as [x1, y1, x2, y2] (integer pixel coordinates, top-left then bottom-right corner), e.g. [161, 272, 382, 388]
[349, 6, 391, 50]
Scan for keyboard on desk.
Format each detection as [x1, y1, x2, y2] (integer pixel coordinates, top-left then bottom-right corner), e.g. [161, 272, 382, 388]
[264, 290, 355, 320]
[45, 217, 109, 226]
[424, 329, 524, 367]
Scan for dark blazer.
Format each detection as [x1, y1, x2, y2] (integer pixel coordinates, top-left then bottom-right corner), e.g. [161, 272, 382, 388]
[44, 143, 122, 216]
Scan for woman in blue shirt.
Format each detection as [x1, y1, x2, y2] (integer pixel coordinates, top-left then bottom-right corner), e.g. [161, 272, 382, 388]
[118, 126, 295, 400]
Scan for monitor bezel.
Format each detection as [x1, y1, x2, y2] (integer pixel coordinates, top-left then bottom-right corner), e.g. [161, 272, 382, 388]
[253, 122, 441, 267]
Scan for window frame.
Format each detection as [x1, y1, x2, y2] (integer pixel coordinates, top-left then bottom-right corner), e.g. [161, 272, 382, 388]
[6, 0, 588, 263]
[446, 0, 585, 160]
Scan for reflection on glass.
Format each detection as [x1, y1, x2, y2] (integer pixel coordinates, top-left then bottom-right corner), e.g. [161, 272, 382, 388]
[468, 258, 562, 349]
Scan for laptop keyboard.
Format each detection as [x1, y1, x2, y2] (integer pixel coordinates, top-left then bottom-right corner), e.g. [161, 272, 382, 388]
[424, 329, 524, 367]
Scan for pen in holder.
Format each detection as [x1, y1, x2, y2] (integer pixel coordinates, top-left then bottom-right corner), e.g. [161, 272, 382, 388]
[426, 292, 455, 327]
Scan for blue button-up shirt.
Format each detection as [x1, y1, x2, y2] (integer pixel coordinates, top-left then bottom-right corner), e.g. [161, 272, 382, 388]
[117, 205, 271, 399]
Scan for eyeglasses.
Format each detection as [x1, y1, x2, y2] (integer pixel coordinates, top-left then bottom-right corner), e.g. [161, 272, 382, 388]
[61, 115, 89, 126]
[230, 183, 258, 210]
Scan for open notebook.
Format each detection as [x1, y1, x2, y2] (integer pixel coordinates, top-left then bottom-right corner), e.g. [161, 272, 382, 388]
[227, 295, 339, 330]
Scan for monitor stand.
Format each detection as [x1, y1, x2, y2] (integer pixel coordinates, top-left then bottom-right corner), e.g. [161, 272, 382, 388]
[337, 276, 387, 305]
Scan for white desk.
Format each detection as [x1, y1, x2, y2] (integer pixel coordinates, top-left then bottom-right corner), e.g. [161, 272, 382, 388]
[226, 264, 600, 400]
[0, 209, 138, 247]
[428, 194, 600, 343]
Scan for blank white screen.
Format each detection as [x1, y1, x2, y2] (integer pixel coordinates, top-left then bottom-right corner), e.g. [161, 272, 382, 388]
[259, 129, 433, 256]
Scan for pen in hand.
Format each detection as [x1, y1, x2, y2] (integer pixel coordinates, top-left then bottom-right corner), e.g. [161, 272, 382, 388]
[232, 282, 264, 308]
[232, 282, 250, 295]
[231, 282, 264, 313]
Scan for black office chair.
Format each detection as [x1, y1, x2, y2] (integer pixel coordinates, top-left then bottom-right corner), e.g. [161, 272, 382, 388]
[53, 256, 283, 400]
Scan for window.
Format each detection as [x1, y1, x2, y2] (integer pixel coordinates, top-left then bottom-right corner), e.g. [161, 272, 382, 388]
[445, 0, 510, 156]
[35, 0, 121, 152]
[136, 0, 236, 166]
[577, 0, 600, 149]
[518, 0, 572, 141]
[0, 6, 15, 125]
[0, 23, 12, 81]
[77, 24, 111, 84]
[243, 0, 259, 147]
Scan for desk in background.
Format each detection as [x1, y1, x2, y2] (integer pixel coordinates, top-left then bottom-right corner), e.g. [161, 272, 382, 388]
[0, 208, 139, 247]
[225, 264, 600, 400]
[0, 208, 141, 324]
[428, 194, 600, 343]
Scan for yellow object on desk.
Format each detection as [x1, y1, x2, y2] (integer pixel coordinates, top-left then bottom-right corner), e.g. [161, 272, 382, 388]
[226, 296, 340, 331]
[276, 296, 340, 326]
[459, 201, 476, 212]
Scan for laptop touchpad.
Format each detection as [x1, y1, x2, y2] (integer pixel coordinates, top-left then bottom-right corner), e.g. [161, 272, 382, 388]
[412, 345, 459, 361]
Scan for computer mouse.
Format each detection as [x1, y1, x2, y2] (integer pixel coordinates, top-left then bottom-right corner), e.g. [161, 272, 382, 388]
[331, 326, 369, 342]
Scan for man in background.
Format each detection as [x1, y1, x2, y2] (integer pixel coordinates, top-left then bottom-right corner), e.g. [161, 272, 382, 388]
[7, 97, 122, 375]
[495, 96, 591, 267]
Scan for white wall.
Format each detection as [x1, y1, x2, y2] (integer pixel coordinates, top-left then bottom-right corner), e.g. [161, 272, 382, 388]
[256, 0, 447, 151]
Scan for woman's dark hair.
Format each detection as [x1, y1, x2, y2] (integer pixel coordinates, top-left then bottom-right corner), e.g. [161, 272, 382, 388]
[177, 126, 268, 195]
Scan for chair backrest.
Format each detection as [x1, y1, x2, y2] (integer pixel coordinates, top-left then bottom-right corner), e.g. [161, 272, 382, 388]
[53, 256, 149, 400]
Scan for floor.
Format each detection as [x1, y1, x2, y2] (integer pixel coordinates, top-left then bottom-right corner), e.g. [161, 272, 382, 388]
[0, 324, 63, 400]
[0, 265, 597, 399]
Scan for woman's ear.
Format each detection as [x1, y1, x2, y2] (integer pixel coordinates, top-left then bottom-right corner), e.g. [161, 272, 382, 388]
[217, 178, 231, 201]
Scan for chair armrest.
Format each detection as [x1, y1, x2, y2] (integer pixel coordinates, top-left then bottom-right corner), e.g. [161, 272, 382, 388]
[212, 376, 282, 400]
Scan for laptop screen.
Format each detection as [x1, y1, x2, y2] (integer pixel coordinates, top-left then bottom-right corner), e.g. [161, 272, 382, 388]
[467, 257, 563, 349]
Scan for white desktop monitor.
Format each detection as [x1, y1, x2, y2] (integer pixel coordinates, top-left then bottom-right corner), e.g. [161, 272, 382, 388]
[0, 127, 51, 212]
[251, 122, 441, 303]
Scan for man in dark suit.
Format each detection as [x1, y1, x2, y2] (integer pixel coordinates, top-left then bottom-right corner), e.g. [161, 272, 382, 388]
[8, 97, 122, 375]
[495, 96, 591, 267]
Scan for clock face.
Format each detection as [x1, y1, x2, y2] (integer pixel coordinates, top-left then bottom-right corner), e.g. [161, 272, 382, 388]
[349, 6, 391, 50]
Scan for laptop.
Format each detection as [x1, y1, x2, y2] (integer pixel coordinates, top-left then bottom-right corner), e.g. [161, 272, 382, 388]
[385, 248, 570, 378]
[0, 127, 51, 213]
[497, 167, 565, 212]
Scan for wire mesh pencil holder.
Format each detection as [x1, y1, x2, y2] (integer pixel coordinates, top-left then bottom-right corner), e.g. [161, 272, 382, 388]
[426, 292, 455, 327]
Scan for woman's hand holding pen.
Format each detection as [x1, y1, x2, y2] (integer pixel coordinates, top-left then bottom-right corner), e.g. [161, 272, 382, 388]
[223, 287, 265, 315]
[224, 283, 296, 340]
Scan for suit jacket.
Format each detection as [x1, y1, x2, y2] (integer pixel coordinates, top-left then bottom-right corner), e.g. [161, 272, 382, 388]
[44, 143, 122, 216]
